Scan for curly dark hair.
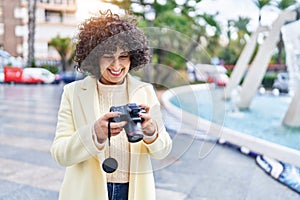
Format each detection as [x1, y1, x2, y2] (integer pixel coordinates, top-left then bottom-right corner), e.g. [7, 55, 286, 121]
[74, 10, 151, 78]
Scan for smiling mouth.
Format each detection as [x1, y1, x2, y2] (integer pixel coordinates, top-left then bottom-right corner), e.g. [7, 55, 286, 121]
[109, 69, 123, 76]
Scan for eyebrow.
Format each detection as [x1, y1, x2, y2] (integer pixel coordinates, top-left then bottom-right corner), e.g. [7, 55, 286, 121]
[102, 50, 129, 57]
[120, 51, 129, 55]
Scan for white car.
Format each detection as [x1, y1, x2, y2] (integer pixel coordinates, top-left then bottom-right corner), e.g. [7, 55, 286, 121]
[0, 49, 24, 68]
[0, 67, 4, 83]
[272, 72, 289, 93]
[23, 68, 56, 84]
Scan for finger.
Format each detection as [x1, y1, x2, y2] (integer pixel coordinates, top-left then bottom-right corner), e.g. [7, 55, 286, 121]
[110, 121, 127, 129]
[139, 112, 151, 121]
[143, 119, 157, 135]
[110, 127, 124, 136]
[139, 104, 150, 112]
[97, 118, 109, 129]
[103, 112, 122, 120]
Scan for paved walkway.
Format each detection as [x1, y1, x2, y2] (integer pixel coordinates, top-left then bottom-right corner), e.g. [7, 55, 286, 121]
[0, 84, 299, 199]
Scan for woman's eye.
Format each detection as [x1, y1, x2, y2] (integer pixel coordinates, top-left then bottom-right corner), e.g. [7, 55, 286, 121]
[120, 55, 129, 59]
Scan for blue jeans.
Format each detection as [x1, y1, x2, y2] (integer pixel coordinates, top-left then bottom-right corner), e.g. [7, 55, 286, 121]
[107, 182, 129, 200]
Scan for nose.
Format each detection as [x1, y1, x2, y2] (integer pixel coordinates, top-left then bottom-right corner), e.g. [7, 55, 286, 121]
[111, 58, 120, 70]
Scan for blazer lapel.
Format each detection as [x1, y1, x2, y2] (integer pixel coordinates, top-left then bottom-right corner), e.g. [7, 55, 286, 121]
[76, 76, 100, 124]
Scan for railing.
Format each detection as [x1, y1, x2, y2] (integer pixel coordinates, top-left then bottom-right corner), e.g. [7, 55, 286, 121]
[20, 0, 77, 13]
[224, 64, 287, 71]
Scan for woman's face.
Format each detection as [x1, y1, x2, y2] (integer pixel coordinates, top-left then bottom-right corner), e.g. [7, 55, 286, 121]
[99, 46, 130, 85]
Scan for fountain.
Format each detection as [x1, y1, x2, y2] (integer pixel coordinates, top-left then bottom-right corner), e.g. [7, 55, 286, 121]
[159, 5, 300, 162]
[281, 20, 300, 127]
[223, 5, 300, 127]
[134, 16, 300, 193]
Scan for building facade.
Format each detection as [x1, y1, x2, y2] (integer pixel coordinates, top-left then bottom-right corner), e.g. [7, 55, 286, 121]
[0, 0, 23, 57]
[0, 0, 78, 65]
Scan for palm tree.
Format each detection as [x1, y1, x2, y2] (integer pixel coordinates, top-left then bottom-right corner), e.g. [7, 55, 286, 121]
[276, 0, 297, 9]
[253, 0, 272, 24]
[27, 0, 37, 67]
[233, 16, 251, 44]
[48, 35, 74, 72]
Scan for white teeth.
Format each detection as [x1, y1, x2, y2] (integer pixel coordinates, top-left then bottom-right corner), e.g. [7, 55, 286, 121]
[110, 69, 122, 75]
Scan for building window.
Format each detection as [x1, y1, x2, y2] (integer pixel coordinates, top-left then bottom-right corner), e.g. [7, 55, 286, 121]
[45, 10, 63, 23]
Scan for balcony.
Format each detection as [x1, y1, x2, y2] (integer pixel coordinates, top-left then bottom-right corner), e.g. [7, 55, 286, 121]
[21, 0, 77, 13]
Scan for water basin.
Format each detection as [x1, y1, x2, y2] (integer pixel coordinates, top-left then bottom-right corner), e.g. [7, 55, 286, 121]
[169, 87, 300, 151]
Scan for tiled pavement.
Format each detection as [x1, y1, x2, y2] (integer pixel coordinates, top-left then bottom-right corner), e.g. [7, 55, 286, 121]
[0, 83, 299, 200]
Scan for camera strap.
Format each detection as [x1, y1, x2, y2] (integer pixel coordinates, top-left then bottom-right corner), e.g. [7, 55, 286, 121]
[108, 120, 111, 147]
[102, 120, 118, 173]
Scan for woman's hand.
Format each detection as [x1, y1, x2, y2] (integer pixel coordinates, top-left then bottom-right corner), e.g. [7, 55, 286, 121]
[94, 112, 127, 144]
[139, 104, 157, 136]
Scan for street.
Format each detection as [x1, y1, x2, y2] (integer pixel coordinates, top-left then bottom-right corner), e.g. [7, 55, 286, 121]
[0, 83, 299, 200]
[0, 84, 64, 199]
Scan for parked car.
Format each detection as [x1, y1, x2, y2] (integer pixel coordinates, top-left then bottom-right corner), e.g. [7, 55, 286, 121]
[23, 68, 56, 84]
[4, 66, 43, 84]
[0, 67, 4, 83]
[0, 50, 24, 68]
[3, 66, 56, 84]
[60, 70, 84, 84]
[0, 50, 12, 68]
[272, 72, 289, 93]
[191, 64, 229, 86]
[206, 73, 229, 86]
[52, 73, 62, 84]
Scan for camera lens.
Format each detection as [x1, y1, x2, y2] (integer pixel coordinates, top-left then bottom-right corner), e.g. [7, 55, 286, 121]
[127, 134, 144, 143]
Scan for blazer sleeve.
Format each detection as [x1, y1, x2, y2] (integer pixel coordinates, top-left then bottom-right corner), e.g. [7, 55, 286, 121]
[50, 83, 100, 167]
[134, 84, 173, 160]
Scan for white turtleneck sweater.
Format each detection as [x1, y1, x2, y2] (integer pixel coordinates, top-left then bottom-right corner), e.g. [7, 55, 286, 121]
[96, 80, 130, 183]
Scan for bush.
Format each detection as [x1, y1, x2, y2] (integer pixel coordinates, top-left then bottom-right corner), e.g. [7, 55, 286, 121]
[262, 73, 277, 89]
[41, 64, 59, 74]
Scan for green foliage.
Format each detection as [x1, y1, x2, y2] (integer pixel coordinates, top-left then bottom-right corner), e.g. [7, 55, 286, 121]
[270, 49, 286, 64]
[276, 0, 297, 9]
[219, 48, 238, 65]
[28, 60, 37, 68]
[153, 11, 192, 35]
[48, 35, 74, 72]
[48, 35, 72, 57]
[254, 0, 272, 8]
[41, 64, 59, 74]
[262, 72, 277, 88]
[163, 51, 186, 70]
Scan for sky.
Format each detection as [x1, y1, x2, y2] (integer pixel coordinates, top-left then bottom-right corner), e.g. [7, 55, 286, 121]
[196, 0, 299, 30]
[75, 0, 300, 31]
[197, 0, 260, 28]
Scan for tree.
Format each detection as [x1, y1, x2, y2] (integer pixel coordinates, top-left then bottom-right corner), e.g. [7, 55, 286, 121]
[48, 35, 74, 72]
[253, 0, 272, 24]
[276, 0, 297, 9]
[219, 16, 252, 65]
[27, 0, 37, 67]
[233, 16, 251, 44]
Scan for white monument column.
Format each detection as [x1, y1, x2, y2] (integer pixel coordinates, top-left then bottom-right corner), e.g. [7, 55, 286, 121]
[283, 80, 300, 127]
[236, 10, 297, 109]
[282, 20, 300, 127]
[224, 26, 267, 100]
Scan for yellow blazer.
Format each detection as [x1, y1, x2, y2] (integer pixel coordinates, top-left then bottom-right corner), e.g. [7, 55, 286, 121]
[51, 74, 172, 200]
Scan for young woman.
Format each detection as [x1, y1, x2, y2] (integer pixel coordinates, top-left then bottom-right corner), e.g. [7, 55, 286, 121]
[51, 10, 172, 200]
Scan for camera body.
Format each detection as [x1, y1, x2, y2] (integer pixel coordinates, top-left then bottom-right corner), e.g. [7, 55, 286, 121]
[110, 103, 146, 143]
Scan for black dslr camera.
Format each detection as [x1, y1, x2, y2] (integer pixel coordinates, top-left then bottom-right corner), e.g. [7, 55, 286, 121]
[110, 103, 146, 143]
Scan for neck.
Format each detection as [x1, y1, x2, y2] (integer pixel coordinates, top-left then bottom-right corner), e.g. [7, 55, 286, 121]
[99, 78, 125, 85]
